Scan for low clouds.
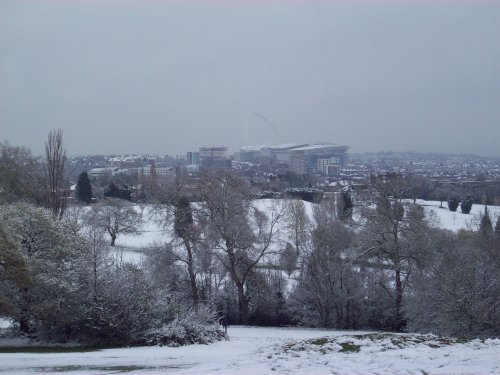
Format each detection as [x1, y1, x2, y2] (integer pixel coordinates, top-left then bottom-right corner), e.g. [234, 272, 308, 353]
[0, 1, 498, 155]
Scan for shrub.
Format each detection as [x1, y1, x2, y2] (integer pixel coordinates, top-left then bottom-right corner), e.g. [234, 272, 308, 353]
[142, 305, 226, 347]
[460, 196, 473, 214]
[447, 196, 460, 212]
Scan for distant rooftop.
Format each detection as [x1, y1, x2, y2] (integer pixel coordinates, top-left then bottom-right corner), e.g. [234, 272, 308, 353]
[240, 143, 308, 152]
[291, 143, 349, 152]
[241, 143, 349, 153]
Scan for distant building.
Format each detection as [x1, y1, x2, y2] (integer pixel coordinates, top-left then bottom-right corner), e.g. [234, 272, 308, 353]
[199, 146, 228, 159]
[88, 167, 118, 179]
[289, 144, 349, 175]
[239, 143, 307, 165]
[186, 151, 200, 166]
[239, 143, 349, 175]
[199, 146, 231, 171]
[132, 166, 176, 181]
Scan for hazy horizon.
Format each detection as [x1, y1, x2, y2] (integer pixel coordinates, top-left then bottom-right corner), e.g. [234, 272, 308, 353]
[1, 1, 499, 157]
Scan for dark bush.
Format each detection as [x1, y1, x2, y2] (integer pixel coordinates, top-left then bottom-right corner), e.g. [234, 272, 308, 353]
[447, 196, 460, 212]
[460, 196, 473, 214]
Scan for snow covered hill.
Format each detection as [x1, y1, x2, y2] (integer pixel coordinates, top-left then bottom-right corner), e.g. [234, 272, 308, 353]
[0, 327, 498, 374]
[417, 200, 500, 232]
[114, 199, 499, 262]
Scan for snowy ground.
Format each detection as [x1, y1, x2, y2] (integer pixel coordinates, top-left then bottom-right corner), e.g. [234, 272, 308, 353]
[111, 199, 500, 262]
[0, 327, 498, 374]
[112, 206, 168, 263]
[417, 200, 500, 232]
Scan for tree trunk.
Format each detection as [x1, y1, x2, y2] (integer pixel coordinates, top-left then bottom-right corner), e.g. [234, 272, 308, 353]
[19, 287, 31, 334]
[394, 268, 404, 331]
[237, 282, 250, 325]
[184, 239, 199, 306]
[110, 234, 116, 246]
[227, 242, 249, 324]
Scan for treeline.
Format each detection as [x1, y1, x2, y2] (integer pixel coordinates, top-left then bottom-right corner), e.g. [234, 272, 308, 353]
[289, 181, 499, 337]
[370, 173, 500, 206]
[1, 136, 499, 346]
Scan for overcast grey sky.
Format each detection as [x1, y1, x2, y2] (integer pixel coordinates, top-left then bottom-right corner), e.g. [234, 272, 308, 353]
[0, 0, 499, 156]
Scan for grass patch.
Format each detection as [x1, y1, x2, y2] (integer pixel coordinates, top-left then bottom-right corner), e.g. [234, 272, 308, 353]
[308, 337, 329, 346]
[279, 332, 469, 357]
[352, 333, 391, 341]
[0, 346, 103, 353]
[339, 342, 361, 353]
[36, 365, 148, 373]
[33, 365, 190, 373]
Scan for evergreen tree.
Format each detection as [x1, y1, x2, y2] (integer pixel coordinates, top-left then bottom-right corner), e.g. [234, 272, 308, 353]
[104, 182, 132, 201]
[75, 171, 92, 204]
[340, 188, 354, 221]
[447, 195, 460, 212]
[479, 206, 493, 238]
[460, 195, 473, 214]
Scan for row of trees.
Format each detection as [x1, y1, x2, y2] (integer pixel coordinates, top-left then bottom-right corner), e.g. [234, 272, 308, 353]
[0, 201, 224, 345]
[290, 181, 499, 336]
[0, 130, 68, 218]
[147, 174, 500, 336]
[1, 134, 499, 344]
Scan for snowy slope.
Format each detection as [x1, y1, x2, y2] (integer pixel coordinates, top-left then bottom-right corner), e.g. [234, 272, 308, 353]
[0, 327, 498, 375]
[104, 199, 500, 262]
[417, 200, 500, 232]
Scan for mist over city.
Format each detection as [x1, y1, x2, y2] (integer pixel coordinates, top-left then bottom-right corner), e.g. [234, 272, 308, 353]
[1, 0, 499, 156]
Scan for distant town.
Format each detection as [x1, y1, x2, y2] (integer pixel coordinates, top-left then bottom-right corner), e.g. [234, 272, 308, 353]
[66, 143, 500, 205]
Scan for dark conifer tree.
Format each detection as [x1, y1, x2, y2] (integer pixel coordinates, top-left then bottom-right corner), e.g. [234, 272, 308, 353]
[460, 195, 473, 214]
[340, 189, 354, 221]
[75, 171, 92, 204]
[104, 182, 132, 201]
[447, 196, 460, 212]
[479, 205, 493, 237]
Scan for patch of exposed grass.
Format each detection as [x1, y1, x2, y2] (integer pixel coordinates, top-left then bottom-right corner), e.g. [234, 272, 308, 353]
[352, 333, 392, 341]
[308, 337, 329, 346]
[30, 365, 140, 373]
[282, 342, 306, 353]
[0, 346, 102, 353]
[33, 365, 190, 373]
[279, 332, 470, 357]
[339, 342, 361, 353]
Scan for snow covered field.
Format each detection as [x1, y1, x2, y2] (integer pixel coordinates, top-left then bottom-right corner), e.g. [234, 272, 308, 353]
[417, 200, 500, 232]
[115, 199, 500, 262]
[0, 327, 499, 374]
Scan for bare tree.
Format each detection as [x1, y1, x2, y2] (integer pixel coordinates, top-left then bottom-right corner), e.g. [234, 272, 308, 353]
[44, 129, 67, 219]
[198, 172, 283, 324]
[357, 179, 431, 331]
[151, 182, 204, 307]
[94, 199, 143, 246]
[173, 195, 201, 305]
[283, 199, 312, 259]
[291, 196, 362, 328]
[80, 208, 115, 303]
